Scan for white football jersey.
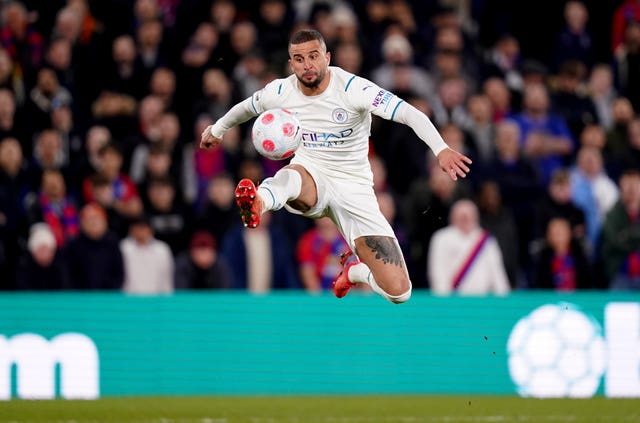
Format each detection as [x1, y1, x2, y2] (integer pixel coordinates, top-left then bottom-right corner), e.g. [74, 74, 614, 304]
[249, 66, 406, 184]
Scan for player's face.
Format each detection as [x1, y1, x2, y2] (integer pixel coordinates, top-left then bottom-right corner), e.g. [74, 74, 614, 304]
[288, 40, 330, 89]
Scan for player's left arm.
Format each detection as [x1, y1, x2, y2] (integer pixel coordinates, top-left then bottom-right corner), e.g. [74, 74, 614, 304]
[353, 78, 472, 180]
[393, 101, 473, 181]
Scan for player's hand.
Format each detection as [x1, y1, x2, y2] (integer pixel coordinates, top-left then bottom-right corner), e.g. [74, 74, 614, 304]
[200, 125, 222, 149]
[437, 148, 472, 181]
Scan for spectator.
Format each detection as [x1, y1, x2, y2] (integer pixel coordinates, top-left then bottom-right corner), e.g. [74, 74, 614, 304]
[120, 214, 174, 294]
[476, 180, 520, 288]
[149, 67, 176, 110]
[27, 129, 69, 190]
[0, 1, 44, 85]
[195, 172, 238, 243]
[587, 64, 617, 130]
[105, 35, 146, 99]
[570, 146, 619, 255]
[174, 230, 232, 290]
[552, 1, 594, 71]
[612, 21, 640, 111]
[64, 202, 124, 290]
[534, 168, 587, 242]
[620, 118, 640, 172]
[371, 32, 434, 102]
[482, 77, 516, 123]
[82, 142, 143, 222]
[480, 34, 523, 94]
[606, 96, 636, 154]
[0, 48, 25, 104]
[220, 212, 300, 292]
[145, 175, 190, 256]
[511, 82, 575, 185]
[428, 199, 510, 296]
[296, 216, 351, 293]
[611, 0, 640, 54]
[25, 169, 79, 247]
[431, 76, 471, 130]
[532, 217, 593, 290]
[135, 19, 168, 81]
[550, 59, 598, 142]
[0, 137, 29, 288]
[27, 67, 73, 133]
[16, 223, 69, 290]
[464, 94, 496, 163]
[0, 89, 29, 154]
[404, 161, 471, 289]
[601, 169, 640, 290]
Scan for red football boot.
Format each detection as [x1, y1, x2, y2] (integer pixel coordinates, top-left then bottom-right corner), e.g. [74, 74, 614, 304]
[332, 250, 358, 298]
[235, 178, 263, 228]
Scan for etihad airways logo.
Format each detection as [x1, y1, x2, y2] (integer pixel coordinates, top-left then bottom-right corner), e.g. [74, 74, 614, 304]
[301, 128, 353, 147]
[0, 333, 99, 399]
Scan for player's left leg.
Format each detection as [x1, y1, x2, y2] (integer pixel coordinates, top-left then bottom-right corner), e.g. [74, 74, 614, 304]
[333, 235, 412, 304]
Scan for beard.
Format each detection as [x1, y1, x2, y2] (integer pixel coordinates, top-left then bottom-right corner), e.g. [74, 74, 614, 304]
[297, 68, 326, 89]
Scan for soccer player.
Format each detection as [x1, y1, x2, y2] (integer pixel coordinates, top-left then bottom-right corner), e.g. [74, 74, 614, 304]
[200, 29, 472, 303]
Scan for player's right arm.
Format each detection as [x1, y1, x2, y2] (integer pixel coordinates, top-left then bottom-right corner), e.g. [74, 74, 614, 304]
[200, 80, 282, 150]
[200, 97, 257, 149]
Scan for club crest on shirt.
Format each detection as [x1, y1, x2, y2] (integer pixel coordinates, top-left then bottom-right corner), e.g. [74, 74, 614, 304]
[332, 108, 348, 123]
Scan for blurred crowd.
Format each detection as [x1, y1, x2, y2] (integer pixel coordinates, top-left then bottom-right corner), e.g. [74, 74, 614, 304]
[1, 0, 639, 294]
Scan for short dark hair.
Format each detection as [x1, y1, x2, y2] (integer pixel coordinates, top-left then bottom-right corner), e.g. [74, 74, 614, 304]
[289, 29, 326, 48]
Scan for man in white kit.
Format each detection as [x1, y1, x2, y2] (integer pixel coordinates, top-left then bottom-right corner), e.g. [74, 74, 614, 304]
[200, 29, 472, 303]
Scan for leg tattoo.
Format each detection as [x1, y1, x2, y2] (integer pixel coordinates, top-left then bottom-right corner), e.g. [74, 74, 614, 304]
[363, 236, 404, 267]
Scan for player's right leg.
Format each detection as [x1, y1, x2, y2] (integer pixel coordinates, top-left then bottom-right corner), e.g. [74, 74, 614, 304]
[235, 164, 317, 228]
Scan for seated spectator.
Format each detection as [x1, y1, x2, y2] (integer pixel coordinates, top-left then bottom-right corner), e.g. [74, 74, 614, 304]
[0, 89, 30, 154]
[82, 142, 143, 223]
[427, 200, 510, 295]
[195, 172, 238, 243]
[605, 96, 636, 160]
[26, 67, 73, 133]
[120, 214, 174, 294]
[220, 212, 300, 292]
[534, 168, 586, 242]
[27, 129, 69, 190]
[476, 180, 520, 288]
[551, 1, 594, 71]
[601, 169, 640, 290]
[16, 223, 69, 290]
[511, 82, 575, 185]
[404, 161, 471, 289]
[587, 64, 617, 130]
[25, 169, 79, 247]
[64, 203, 124, 290]
[174, 230, 232, 290]
[550, 59, 598, 141]
[532, 217, 593, 290]
[570, 146, 619, 255]
[0, 137, 29, 287]
[428, 199, 510, 296]
[296, 217, 351, 293]
[145, 175, 191, 256]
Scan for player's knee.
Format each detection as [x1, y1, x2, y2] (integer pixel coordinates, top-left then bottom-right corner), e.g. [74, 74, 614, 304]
[383, 278, 412, 304]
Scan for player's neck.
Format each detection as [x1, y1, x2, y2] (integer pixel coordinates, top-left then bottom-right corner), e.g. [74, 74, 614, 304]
[298, 69, 332, 96]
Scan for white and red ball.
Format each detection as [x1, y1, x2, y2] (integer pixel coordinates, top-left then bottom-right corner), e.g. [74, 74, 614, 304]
[251, 108, 301, 160]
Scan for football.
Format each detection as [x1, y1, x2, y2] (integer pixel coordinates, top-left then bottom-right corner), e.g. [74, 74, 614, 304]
[251, 108, 301, 160]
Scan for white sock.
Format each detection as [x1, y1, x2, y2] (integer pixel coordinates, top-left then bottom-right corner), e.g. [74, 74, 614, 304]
[257, 168, 302, 212]
[348, 262, 412, 304]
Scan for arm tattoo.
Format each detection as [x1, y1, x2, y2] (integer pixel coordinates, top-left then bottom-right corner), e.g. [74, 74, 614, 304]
[363, 236, 404, 267]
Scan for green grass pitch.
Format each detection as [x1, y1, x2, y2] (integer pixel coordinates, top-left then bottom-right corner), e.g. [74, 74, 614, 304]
[0, 396, 638, 423]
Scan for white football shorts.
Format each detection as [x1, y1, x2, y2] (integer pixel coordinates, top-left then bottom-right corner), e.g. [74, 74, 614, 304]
[283, 161, 396, 251]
